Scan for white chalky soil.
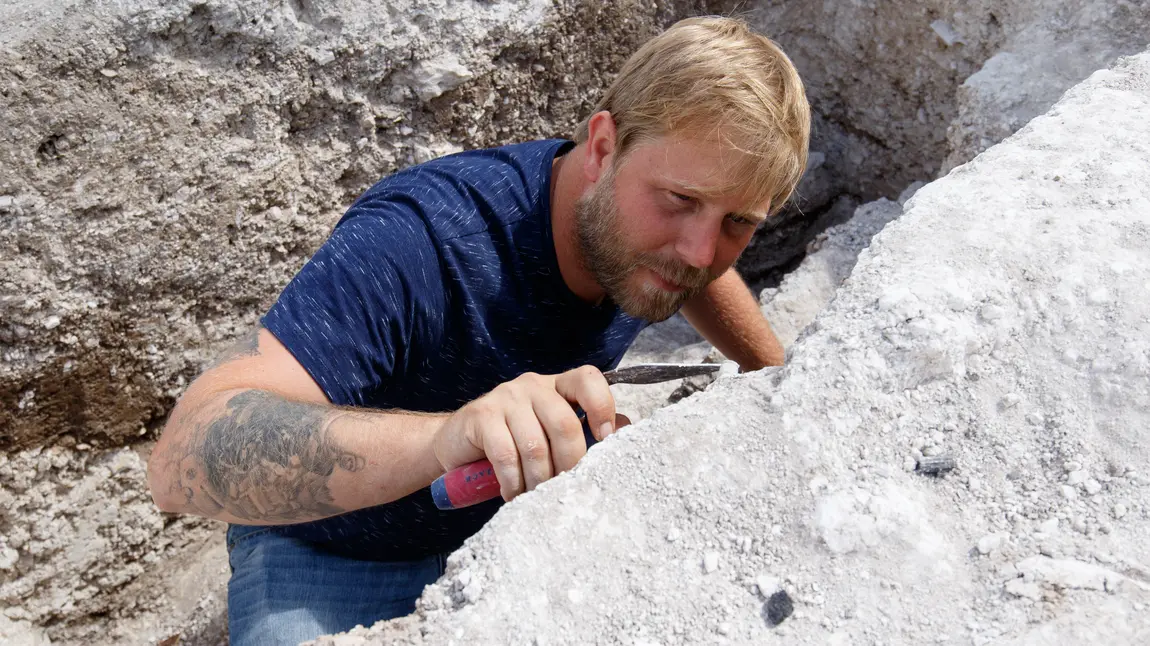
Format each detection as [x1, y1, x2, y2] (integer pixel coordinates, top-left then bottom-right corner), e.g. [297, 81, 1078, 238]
[314, 51, 1150, 646]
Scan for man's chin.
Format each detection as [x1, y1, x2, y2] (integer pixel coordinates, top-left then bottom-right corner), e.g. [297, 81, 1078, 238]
[612, 288, 689, 322]
[619, 303, 680, 323]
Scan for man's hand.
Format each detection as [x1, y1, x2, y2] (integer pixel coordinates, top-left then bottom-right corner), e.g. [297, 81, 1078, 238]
[431, 366, 627, 502]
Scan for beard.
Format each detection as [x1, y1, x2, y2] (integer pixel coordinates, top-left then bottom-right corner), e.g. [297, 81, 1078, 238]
[574, 168, 714, 322]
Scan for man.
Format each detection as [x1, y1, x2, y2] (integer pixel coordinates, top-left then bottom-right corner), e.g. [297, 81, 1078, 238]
[147, 15, 809, 645]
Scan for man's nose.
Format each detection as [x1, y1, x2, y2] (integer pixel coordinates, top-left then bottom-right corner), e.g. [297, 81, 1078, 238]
[673, 217, 721, 269]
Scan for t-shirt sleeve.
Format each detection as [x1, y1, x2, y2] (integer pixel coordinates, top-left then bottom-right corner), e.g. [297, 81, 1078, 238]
[260, 210, 446, 407]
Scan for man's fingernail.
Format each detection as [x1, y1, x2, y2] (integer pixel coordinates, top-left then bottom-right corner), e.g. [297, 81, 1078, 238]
[600, 422, 614, 439]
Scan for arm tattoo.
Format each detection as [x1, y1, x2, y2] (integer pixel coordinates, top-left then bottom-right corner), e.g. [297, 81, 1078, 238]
[173, 390, 366, 522]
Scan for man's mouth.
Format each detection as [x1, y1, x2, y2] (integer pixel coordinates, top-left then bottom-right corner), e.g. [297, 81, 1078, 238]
[646, 267, 687, 293]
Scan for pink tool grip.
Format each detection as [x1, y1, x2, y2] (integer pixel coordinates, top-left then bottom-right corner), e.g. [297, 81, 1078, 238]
[430, 459, 501, 510]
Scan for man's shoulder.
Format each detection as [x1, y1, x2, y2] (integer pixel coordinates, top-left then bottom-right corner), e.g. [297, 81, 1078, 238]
[430, 138, 572, 172]
[375, 138, 568, 194]
[342, 138, 571, 240]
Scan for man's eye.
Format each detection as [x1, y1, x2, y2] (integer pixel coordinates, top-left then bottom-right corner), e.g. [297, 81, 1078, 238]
[727, 214, 753, 226]
[668, 191, 693, 203]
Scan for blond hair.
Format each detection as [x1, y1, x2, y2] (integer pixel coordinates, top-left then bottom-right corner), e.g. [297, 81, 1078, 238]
[575, 16, 810, 216]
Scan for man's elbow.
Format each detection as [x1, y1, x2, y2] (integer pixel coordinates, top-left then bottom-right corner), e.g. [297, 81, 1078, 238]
[149, 491, 180, 515]
[146, 452, 178, 514]
[146, 422, 191, 515]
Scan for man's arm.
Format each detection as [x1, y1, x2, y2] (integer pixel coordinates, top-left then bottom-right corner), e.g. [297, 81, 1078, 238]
[147, 328, 623, 524]
[680, 267, 785, 370]
[147, 328, 448, 525]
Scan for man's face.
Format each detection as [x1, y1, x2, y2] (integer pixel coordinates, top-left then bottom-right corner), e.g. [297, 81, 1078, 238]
[574, 134, 768, 322]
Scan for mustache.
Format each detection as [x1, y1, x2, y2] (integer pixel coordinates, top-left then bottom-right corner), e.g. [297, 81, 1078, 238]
[638, 254, 711, 290]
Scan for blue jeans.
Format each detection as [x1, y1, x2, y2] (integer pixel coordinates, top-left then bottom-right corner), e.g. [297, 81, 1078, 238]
[226, 524, 448, 646]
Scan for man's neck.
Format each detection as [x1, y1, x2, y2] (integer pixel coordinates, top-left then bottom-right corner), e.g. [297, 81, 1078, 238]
[550, 143, 606, 304]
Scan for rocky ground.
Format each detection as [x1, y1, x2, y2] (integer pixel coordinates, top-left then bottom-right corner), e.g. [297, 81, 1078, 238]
[2, 1, 1148, 644]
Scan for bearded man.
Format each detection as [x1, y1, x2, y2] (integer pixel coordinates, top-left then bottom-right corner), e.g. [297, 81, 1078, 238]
[148, 15, 810, 645]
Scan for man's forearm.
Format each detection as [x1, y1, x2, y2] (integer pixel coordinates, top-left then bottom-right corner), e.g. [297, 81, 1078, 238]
[681, 268, 785, 370]
[148, 388, 447, 525]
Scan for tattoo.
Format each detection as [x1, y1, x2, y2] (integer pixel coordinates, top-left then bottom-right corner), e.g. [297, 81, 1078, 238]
[171, 390, 366, 522]
[205, 327, 262, 371]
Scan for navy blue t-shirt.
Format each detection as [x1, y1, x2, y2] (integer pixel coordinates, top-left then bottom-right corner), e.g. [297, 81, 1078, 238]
[249, 139, 648, 560]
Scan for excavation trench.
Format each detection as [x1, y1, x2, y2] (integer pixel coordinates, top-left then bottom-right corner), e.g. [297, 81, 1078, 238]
[1, 1, 1146, 644]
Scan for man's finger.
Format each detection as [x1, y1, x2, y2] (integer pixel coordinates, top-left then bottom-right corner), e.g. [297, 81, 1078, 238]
[554, 365, 617, 442]
[532, 392, 587, 474]
[504, 406, 553, 492]
[476, 416, 524, 502]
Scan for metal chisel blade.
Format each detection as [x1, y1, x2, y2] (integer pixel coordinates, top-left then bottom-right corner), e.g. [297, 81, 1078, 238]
[603, 362, 723, 385]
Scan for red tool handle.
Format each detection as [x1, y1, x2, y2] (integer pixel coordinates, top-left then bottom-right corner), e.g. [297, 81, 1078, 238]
[430, 413, 596, 510]
[429, 458, 501, 510]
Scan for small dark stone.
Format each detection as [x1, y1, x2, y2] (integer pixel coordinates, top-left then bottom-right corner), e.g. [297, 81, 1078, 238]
[764, 589, 794, 626]
[916, 454, 957, 477]
[666, 374, 715, 404]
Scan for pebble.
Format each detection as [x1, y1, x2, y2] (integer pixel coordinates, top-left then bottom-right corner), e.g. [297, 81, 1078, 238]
[756, 576, 781, 597]
[1067, 470, 1087, 486]
[1061, 485, 1078, 500]
[916, 454, 956, 476]
[718, 361, 740, 378]
[703, 552, 720, 574]
[461, 579, 483, 603]
[313, 49, 336, 66]
[765, 590, 795, 626]
[1113, 504, 1128, 519]
[666, 528, 681, 542]
[717, 622, 731, 636]
[977, 534, 1002, 555]
[1084, 479, 1102, 495]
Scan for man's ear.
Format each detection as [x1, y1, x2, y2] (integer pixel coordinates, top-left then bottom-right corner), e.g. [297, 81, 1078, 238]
[582, 111, 617, 183]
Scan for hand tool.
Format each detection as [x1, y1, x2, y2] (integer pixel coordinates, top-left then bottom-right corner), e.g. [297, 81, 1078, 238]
[430, 363, 723, 510]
